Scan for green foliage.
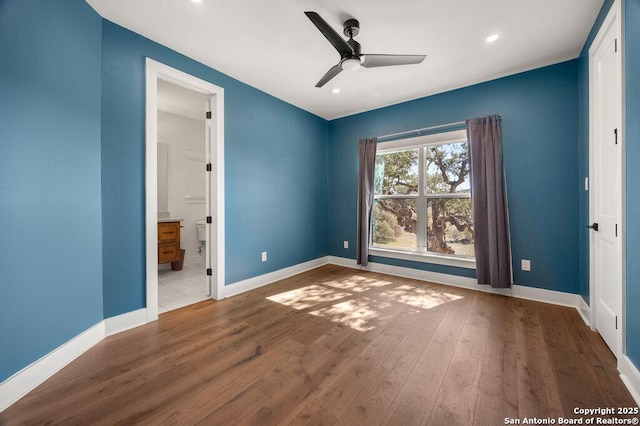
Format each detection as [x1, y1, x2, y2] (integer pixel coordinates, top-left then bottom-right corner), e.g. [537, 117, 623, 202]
[375, 150, 418, 194]
[375, 140, 473, 254]
[372, 205, 403, 243]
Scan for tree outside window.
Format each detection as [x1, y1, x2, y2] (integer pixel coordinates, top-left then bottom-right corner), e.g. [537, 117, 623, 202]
[371, 133, 474, 258]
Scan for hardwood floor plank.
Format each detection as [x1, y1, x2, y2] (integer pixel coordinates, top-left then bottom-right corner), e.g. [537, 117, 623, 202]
[317, 333, 401, 418]
[142, 338, 305, 424]
[195, 387, 271, 425]
[563, 308, 636, 407]
[434, 352, 483, 422]
[537, 303, 608, 410]
[338, 300, 451, 424]
[382, 291, 474, 424]
[0, 266, 633, 425]
[282, 402, 339, 426]
[513, 299, 564, 419]
[428, 406, 472, 426]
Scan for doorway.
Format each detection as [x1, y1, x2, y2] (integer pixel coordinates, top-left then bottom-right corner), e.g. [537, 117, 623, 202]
[588, 0, 623, 357]
[145, 59, 225, 321]
[156, 80, 209, 313]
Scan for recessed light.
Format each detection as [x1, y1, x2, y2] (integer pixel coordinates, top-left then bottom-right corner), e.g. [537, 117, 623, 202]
[191, 0, 202, 3]
[332, 88, 341, 94]
[486, 34, 499, 43]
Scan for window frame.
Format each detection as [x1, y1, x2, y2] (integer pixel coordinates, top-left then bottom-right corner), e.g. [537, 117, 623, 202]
[370, 129, 476, 270]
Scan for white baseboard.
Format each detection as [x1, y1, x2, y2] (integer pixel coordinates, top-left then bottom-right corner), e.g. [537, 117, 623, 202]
[328, 256, 584, 308]
[577, 296, 592, 328]
[619, 355, 640, 406]
[0, 321, 105, 413]
[223, 256, 329, 298]
[104, 308, 148, 336]
[0, 307, 151, 413]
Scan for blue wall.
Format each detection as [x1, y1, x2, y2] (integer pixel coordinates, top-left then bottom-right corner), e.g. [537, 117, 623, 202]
[3, 0, 636, 389]
[327, 61, 580, 293]
[0, 0, 104, 382]
[625, 0, 640, 368]
[577, 0, 615, 304]
[101, 21, 328, 318]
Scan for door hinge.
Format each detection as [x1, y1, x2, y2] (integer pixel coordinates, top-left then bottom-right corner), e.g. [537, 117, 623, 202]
[615, 223, 618, 237]
[206, 216, 212, 224]
[206, 268, 212, 276]
[206, 163, 212, 172]
[206, 111, 212, 119]
[614, 128, 618, 145]
[616, 315, 618, 330]
[615, 38, 618, 52]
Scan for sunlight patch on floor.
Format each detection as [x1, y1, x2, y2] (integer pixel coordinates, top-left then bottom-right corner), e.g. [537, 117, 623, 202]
[378, 285, 463, 310]
[322, 275, 393, 293]
[309, 297, 394, 332]
[266, 285, 351, 310]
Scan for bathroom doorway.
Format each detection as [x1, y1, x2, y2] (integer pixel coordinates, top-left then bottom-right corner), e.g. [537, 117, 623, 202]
[145, 59, 225, 321]
[156, 79, 209, 313]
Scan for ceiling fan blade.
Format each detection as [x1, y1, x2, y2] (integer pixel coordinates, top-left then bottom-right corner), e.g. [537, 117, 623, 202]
[315, 64, 343, 88]
[361, 54, 426, 68]
[305, 12, 353, 57]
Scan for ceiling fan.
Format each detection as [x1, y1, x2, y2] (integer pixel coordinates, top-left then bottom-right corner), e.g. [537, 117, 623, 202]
[304, 11, 427, 88]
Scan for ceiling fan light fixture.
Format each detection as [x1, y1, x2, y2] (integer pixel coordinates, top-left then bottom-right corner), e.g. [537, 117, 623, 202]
[341, 57, 361, 72]
[486, 34, 499, 43]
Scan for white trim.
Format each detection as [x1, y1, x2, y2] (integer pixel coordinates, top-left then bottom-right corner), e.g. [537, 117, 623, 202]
[588, 0, 624, 355]
[145, 64, 159, 321]
[577, 296, 592, 328]
[104, 308, 149, 336]
[377, 129, 467, 151]
[619, 355, 640, 407]
[0, 321, 105, 413]
[369, 247, 476, 269]
[222, 257, 330, 298]
[328, 256, 583, 308]
[145, 58, 226, 307]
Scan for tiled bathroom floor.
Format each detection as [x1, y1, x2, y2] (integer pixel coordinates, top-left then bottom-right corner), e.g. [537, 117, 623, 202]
[158, 262, 209, 313]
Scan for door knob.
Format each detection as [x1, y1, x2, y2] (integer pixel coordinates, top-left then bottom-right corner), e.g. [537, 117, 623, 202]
[587, 223, 599, 231]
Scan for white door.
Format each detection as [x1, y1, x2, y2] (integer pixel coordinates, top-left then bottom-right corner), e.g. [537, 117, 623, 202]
[589, 2, 622, 356]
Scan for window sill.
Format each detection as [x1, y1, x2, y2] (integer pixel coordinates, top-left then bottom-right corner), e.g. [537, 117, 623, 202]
[368, 247, 476, 270]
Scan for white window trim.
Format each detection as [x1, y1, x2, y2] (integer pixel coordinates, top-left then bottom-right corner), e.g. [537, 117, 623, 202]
[371, 128, 475, 269]
[369, 247, 476, 269]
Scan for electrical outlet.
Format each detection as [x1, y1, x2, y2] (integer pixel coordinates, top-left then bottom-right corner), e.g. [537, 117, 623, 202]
[521, 259, 531, 271]
[261, 251, 267, 262]
[343, 241, 349, 249]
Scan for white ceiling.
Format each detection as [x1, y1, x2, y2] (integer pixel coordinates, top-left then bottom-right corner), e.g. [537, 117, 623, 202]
[87, 0, 603, 120]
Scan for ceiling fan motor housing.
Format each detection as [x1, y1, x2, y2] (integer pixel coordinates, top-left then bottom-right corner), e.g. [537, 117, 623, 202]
[343, 18, 360, 38]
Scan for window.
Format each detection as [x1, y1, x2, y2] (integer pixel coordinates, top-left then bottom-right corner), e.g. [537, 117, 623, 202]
[370, 129, 475, 268]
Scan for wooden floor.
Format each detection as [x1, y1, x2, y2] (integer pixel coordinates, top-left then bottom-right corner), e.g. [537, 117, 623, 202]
[2, 265, 635, 425]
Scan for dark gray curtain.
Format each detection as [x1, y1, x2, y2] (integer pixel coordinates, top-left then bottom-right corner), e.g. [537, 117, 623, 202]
[466, 115, 512, 288]
[356, 138, 377, 266]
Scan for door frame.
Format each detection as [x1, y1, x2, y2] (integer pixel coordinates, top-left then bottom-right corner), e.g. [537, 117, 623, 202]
[588, 0, 624, 355]
[145, 58, 225, 321]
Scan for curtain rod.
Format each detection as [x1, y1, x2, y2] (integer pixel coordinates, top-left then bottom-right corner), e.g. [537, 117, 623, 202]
[376, 115, 502, 141]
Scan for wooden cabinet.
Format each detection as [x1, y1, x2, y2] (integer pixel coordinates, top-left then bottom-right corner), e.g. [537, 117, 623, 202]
[158, 221, 182, 268]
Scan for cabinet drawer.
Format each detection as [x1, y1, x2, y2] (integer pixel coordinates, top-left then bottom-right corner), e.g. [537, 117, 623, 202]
[158, 242, 180, 264]
[158, 222, 180, 242]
